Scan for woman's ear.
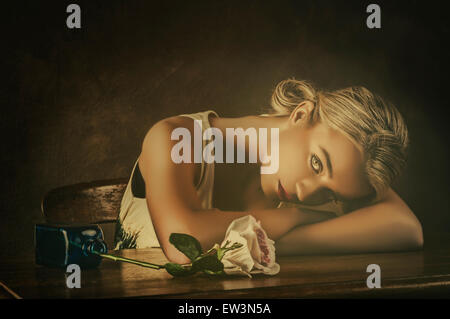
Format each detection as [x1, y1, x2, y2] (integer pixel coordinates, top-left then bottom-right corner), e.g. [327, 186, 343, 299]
[289, 101, 315, 127]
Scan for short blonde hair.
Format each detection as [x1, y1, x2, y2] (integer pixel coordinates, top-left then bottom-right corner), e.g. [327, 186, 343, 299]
[269, 78, 409, 202]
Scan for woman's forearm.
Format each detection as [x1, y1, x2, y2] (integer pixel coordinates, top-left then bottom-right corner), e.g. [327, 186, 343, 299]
[275, 203, 423, 256]
[165, 207, 335, 263]
[186, 207, 296, 249]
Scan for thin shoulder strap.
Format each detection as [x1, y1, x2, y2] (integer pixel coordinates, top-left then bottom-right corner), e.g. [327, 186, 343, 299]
[178, 110, 219, 188]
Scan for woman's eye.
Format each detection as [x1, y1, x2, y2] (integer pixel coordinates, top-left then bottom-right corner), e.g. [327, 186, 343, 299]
[310, 154, 323, 174]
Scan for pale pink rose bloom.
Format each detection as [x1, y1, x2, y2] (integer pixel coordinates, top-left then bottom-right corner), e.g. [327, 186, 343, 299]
[220, 215, 280, 277]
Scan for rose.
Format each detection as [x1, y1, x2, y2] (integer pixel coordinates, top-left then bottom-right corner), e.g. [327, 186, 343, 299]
[217, 215, 280, 278]
[84, 215, 279, 278]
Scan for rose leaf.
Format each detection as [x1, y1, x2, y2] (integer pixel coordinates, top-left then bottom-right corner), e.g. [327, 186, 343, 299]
[164, 262, 194, 277]
[169, 233, 203, 261]
[192, 255, 224, 273]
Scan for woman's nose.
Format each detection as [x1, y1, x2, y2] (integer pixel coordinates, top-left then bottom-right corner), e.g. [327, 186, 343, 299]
[295, 182, 306, 202]
[296, 179, 320, 202]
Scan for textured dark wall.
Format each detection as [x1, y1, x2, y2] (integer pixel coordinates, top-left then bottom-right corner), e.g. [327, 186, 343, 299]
[2, 0, 449, 256]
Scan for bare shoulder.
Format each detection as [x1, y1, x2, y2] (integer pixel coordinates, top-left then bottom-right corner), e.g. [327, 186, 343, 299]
[143, 116, 195, 145]
[138, 115, 201, 203]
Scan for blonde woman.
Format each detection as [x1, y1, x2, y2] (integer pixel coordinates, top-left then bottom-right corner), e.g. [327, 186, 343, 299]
[114, 78, 423, 264]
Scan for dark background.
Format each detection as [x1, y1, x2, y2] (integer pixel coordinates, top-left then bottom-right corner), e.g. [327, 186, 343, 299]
[2, 0, 449, 257]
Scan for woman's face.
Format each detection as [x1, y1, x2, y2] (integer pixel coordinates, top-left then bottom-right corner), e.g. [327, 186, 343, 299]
[260, 103, 373, 206]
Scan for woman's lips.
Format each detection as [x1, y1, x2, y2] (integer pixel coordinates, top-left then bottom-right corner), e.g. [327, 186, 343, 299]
[278, 180, 291, 201]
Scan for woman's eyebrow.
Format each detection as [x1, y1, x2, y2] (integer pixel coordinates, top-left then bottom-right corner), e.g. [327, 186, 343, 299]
[319, 146, 333, 178]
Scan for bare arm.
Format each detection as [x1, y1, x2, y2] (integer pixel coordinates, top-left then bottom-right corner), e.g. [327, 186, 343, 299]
[276, 189, 424, 255]
[139, 118, 334, 264]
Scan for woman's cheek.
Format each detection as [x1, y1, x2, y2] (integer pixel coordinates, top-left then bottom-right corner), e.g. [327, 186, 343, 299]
[280, 137, 306, 180]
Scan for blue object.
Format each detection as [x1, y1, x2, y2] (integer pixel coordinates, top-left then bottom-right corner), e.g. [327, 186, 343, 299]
[35, 224, 107, 268]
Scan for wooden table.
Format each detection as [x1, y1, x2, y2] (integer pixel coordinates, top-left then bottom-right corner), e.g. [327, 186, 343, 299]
[1, 233, 450, 299]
